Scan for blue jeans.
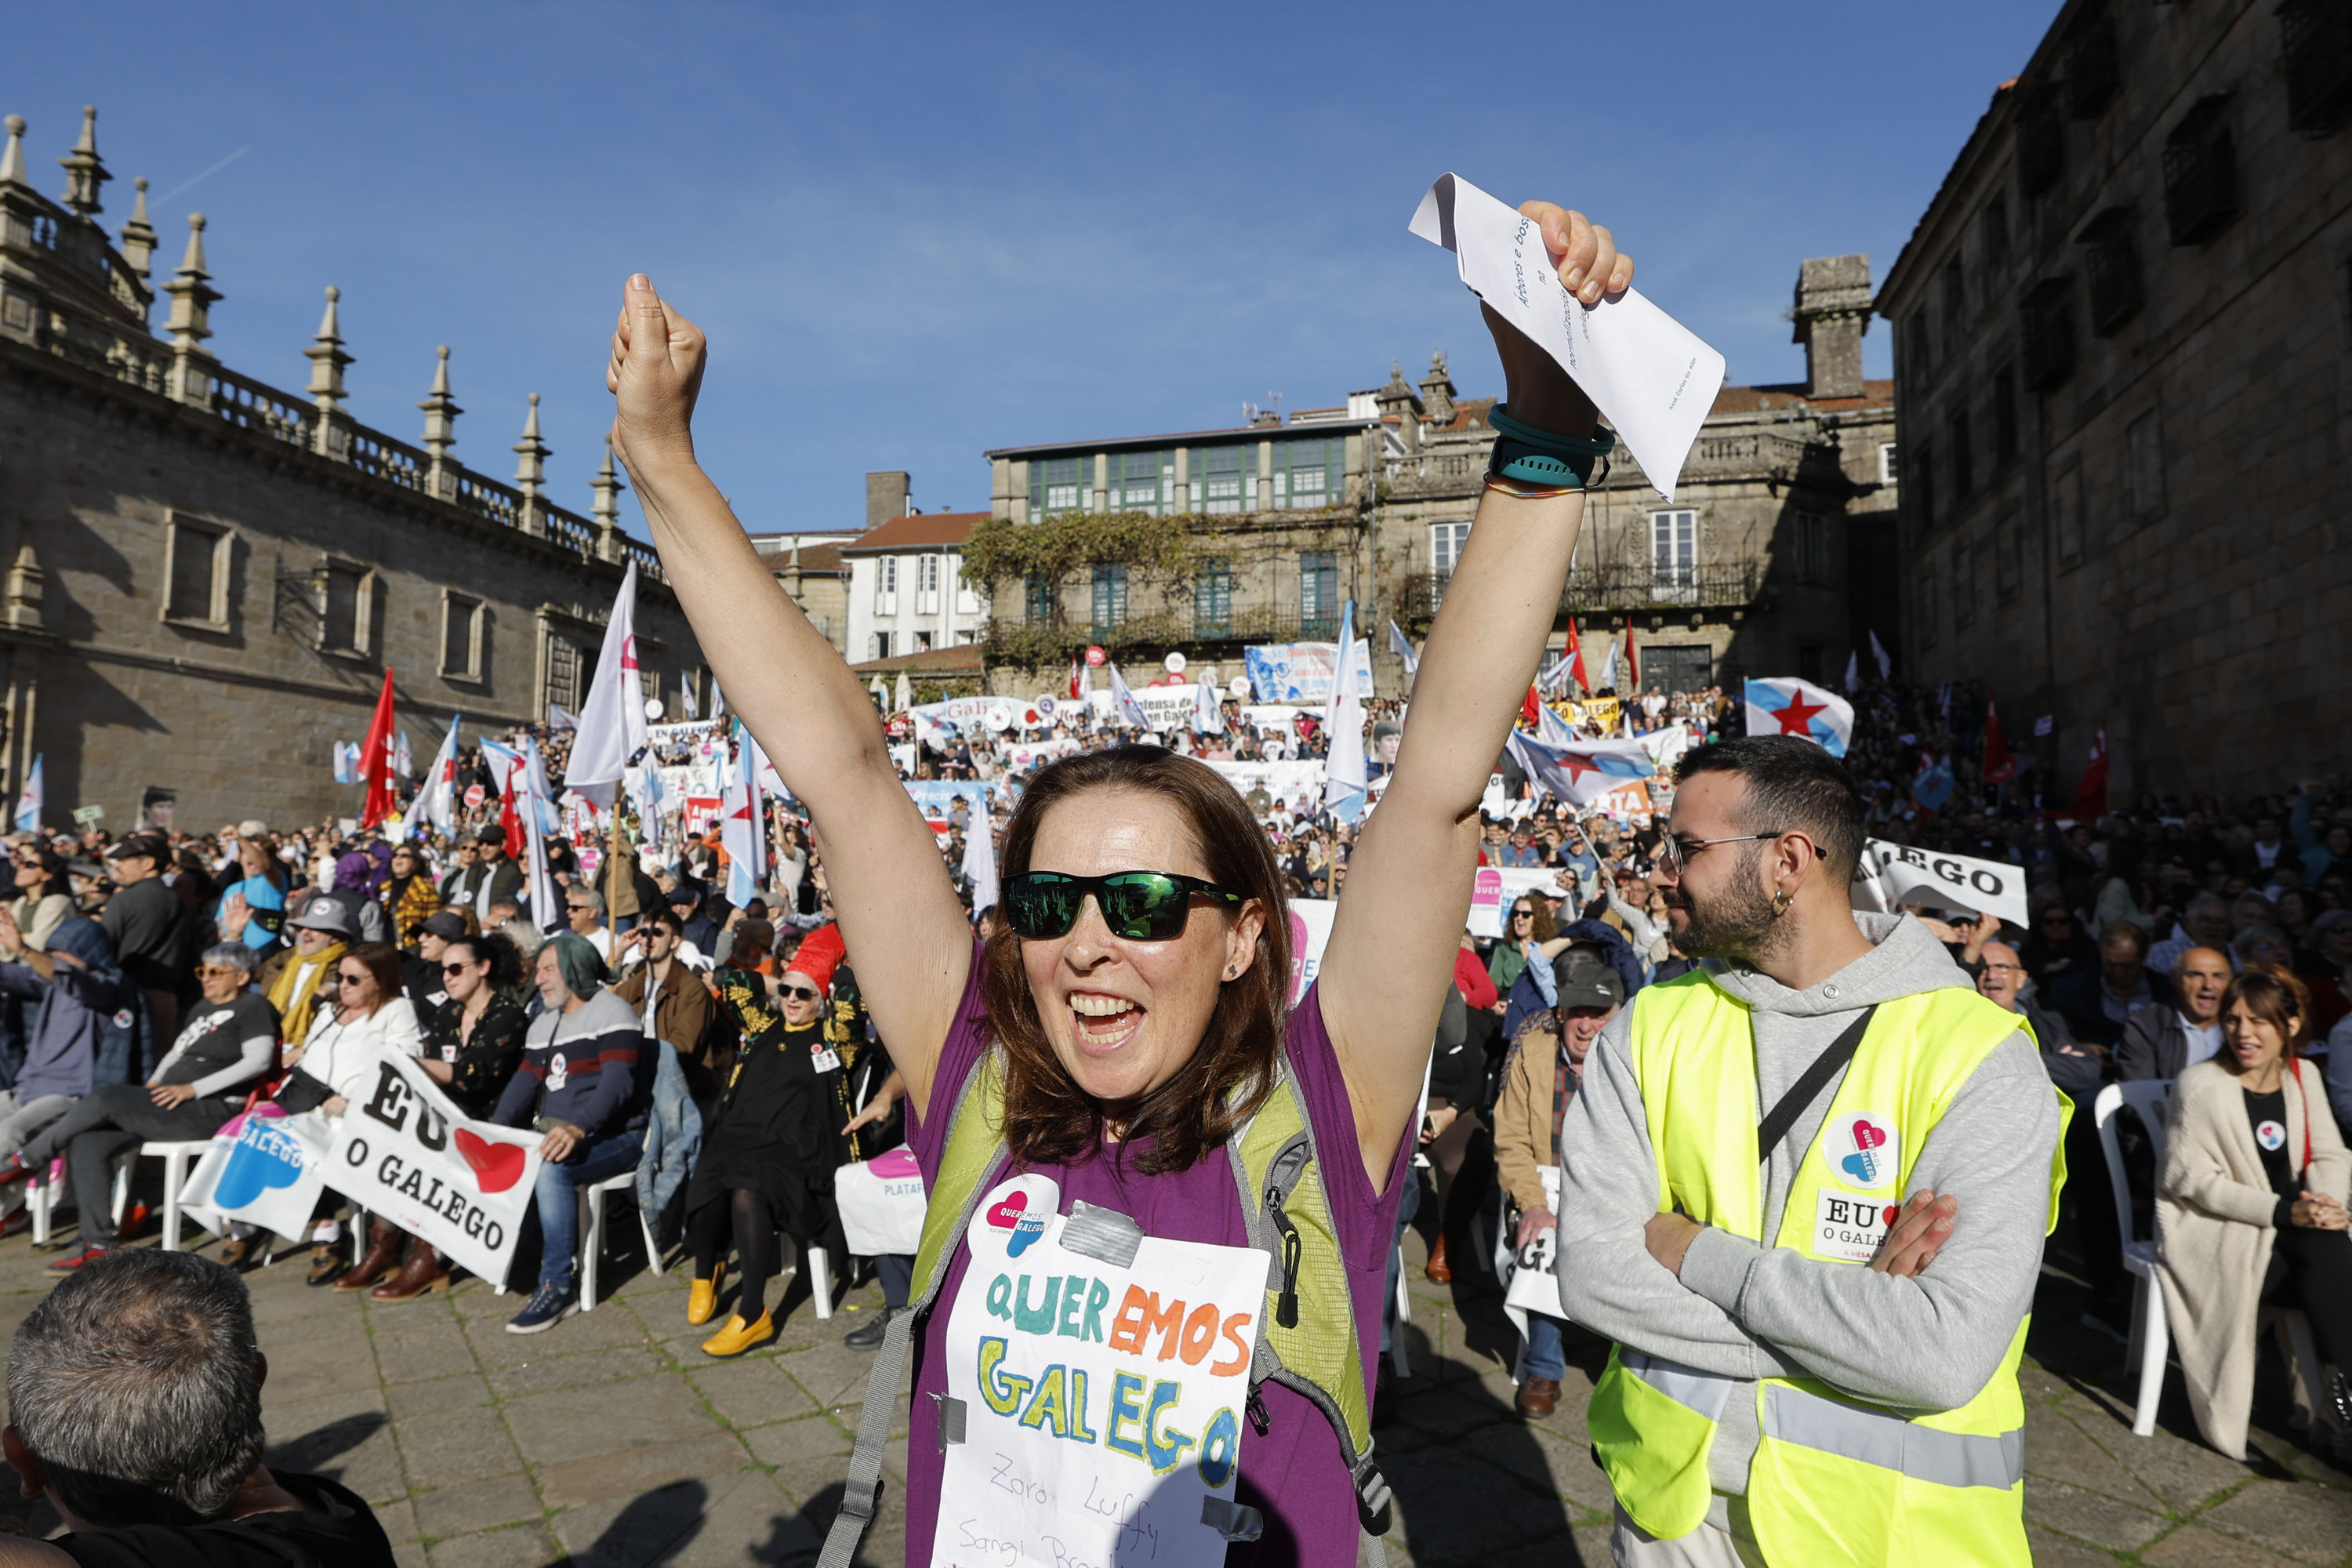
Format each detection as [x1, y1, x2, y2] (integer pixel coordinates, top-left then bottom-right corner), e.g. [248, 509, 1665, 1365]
[531, 1128, 644, 1293]
[1522, 1311, 1566, 1381]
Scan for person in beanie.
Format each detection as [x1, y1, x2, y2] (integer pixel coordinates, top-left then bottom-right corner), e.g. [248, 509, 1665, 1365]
[683, 924, 852, 1357]
[492, 933, 648, 1334]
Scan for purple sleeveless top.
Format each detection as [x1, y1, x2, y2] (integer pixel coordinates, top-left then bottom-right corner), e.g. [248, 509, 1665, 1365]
[902, 940, 1410, 1565]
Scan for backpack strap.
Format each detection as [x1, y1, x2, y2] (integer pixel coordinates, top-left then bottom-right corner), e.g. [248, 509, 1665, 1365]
[1227, 1051, 1393, 1541]
[818, 1047, 1010, 1568]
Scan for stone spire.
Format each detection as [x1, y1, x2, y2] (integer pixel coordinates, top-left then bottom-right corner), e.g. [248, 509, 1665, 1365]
[56, 106, 108, 218]
[1417, 349, 1456, 426]
[160, 214, 218, 350]
[0, 117, 27, 189]
[160, 213, 220, 405]
[1791, 255, 1873, 401]
[513, 393, 550, 533]
[118, 176, 157, 281]
[304, 287, 352, 412]
[590, 437, 626, 561]
[4, 545, 43, 633]
[418, 346, 460, 459]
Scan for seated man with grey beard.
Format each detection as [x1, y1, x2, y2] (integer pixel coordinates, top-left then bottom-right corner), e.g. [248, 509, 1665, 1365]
[0, 1250, 393, 1566]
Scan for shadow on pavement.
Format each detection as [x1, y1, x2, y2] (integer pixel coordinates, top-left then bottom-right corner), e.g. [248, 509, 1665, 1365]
[554, 1479, 709, 1567]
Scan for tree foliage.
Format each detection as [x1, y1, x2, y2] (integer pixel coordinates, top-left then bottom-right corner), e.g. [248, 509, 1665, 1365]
[960, 510, 1200, 598]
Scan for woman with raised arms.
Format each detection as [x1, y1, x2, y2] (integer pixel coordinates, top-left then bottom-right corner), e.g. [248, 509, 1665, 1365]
[605, 202, 1633, 1566]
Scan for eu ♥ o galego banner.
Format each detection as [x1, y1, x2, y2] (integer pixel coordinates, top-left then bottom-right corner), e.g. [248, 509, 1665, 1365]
[331, 1054, 547, 1285]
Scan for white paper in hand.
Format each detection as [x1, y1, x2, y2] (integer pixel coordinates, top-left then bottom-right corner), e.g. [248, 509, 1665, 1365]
[1410, 173, 1725, 501]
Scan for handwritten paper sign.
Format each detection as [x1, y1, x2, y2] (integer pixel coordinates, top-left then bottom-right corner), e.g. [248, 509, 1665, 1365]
[1410, 173, 1725, 501]
[934, 1173, 1272, 1568]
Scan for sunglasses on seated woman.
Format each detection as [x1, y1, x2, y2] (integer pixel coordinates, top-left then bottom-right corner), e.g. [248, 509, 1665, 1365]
[1002, 871, 1244, 942]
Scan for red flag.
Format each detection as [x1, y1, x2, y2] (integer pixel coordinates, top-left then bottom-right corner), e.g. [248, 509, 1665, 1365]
[358, 668, 398, 829]
[1982, 697, 2019, 785]
[1520, 685, 1543, 728]
[2071, 728, 2109, 821]
[1566, 619, 1589, 691]
[1068, 658, 1082, 700]
[1623, 615, 1640, 692]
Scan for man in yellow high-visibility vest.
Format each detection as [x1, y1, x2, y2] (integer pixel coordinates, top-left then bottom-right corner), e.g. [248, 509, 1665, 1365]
[1556, 736, 2065, 1568]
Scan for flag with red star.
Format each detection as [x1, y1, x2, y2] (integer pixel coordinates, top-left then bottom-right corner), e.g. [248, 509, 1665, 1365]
[1504, 730, 1656, 806]
[1741, 677, 1855, 757]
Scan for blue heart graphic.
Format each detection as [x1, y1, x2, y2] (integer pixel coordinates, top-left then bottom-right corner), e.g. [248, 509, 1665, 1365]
[1839, 1150, 1878, 1186]
[215, 1131, 305, 1208]
[1007, 1214, 1048, 1258]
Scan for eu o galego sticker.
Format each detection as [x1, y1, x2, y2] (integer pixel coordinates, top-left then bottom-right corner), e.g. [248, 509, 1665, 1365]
[1813, 1189, 1900, 1264]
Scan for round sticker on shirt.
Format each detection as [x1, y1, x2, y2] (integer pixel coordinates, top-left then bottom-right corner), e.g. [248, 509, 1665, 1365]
[966, 1172, 1062, 1262]
[2256, 1120, 2287, 1152]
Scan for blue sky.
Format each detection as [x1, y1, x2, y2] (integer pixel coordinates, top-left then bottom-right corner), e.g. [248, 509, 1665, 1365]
[4, 2, 2061, 536]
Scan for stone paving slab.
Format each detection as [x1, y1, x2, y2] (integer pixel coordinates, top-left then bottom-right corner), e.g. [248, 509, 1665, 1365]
[0, 1179, 2344, 1566]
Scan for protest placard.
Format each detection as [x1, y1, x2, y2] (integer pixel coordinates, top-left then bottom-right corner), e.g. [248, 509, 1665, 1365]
[178, 1109, 330, 1240]
[1849, 838, 2029, 929]
[328, 1054, 546, 1286]
[1202, 760, 1325, 813]
[1468, 867, 1566, 939]
[1242, 640, 1373, 705]
[935, 1172, 1271, 1568]
[1284, 897, 1338, 1005]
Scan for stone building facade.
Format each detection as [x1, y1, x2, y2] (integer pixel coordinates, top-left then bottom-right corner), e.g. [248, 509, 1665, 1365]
[971, 254, 1896, 702]
[0, 109, 704, 830]
[1877, 0, 2352, 797]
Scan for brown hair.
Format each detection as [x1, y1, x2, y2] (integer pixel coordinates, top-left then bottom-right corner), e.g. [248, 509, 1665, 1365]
[983, 745, 1290, 1175]
[2220, 964, 2311, 1058]
[1511, 895, 1557, 944]
[338, 942, 405, 1018]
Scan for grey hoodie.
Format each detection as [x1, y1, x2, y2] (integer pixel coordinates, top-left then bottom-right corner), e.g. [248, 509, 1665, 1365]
[1554, 913, 2061, 1527]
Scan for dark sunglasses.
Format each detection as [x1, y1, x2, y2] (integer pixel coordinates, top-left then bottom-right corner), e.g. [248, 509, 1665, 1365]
[1003, 871, 1243, 942]
[779, 983, 822, 1002]
[440, 961, 477, 977]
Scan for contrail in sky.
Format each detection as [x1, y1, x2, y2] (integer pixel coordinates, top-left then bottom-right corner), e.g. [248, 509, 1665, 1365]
[158, 145, 254, 205]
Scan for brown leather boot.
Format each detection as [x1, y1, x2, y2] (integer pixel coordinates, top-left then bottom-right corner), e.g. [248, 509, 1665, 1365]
[334, 1221, 403, 1292]
[1516, 1377, 1561, 1417]
[370, 1244, 450, 1302]
[1422, 1232, 1452, 1284]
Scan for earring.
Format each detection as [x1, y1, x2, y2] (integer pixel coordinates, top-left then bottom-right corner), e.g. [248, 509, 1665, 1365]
[1772, 887, 1792, 915]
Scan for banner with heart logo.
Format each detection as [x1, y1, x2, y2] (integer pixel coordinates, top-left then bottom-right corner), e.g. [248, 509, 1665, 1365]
[327, 1053, 546, 1286]
[178, 1106, 331, 1240]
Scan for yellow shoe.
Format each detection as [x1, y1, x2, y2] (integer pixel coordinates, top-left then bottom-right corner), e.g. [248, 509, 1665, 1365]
[701, 1312, 775, 1359]
[685, 1269, 723, 1327]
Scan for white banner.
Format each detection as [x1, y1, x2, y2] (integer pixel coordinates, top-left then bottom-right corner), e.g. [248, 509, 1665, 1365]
[1243, 640, 1373, 705]
[935, 1171, 1270, 1568]
[1283, 897, 1338, 1006]
[836, 1145, 927, 1257]
[178, 1109, 331, 1240]
[1850, 839, 2030, 930]
[1202, 760, 1325, 815]
[1468, 866, 1569, 939]
[329, 1054, 548, 1286]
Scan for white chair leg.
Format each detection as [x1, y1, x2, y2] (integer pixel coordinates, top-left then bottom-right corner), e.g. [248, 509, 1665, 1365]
[2132, 1279, 2170, 1438]
[350, 1209, 367, 1266]
[808, 1245, 833, 1319]
[578, 1186, 604, 1312]
[28, 1174, 51, 1247]
[638, 1202, 665, 1278]
[2124, 1272, 2145, 1376]
[160, 1151, 186, 1252]
[1394, 1242, 1412, 1326]
[110, 1160, 130, 1227]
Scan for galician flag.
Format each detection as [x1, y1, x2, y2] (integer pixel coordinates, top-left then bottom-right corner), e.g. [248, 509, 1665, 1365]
[1743, 677, 1855, 757]
[1105, 663, 1153, 731]
[1386, 619, 1419, 680]
[408, 717, 463, 840]
[961, 799, 1000, 917]
[1323, 601, 1368, 822]
[564, 559, 650, 809]
[1504, 730, 1656, 807]
[12, 755, 40, 833]
[720, 721, 768, 907]
[1193, 675, 1225, 736]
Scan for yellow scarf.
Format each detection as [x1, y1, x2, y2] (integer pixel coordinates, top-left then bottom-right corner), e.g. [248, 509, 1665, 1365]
[268, 940, 347, 1040]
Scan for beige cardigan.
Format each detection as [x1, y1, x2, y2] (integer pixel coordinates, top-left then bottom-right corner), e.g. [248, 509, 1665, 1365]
[2155, 1056, 2351, 1458]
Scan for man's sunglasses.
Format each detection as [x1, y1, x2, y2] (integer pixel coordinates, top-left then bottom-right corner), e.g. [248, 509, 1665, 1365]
[779, 983, 822, 1002]
[1003, 871, 1243, 942]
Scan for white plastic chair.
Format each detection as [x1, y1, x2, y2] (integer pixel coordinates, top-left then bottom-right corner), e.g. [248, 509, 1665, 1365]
[785, 1235, 837, 1321]
[2095, 1080, 2325, 1437]
[576, 1170, 664, 1312]
[107, 1142, 214, 1252]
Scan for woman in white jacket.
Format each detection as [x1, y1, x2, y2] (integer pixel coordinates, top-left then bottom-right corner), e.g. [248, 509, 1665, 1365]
[278, 942, 422, 1283]
[2157, 966, 2352, 1461]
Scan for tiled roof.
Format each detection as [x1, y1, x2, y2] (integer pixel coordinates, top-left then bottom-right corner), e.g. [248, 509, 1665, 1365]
[1711, 379, 1896, 414]
[848, 642, 986, 675]
[985, 418, 1376, 459]
[756, 542, 844, 572]
[840, 511, 989, 554]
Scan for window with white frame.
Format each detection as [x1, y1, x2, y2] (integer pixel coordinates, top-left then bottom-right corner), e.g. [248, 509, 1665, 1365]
[1879, 442, 1898, 485]
[1032, 457, 1086, 517]
[953, 555, 979, 615]
[875, 556, 898, 615]
[1191, 445, 1248, 514]
[1273, 437, 1338, 510]
[1650, 511, 1697, 588]
[916, 554, 942, 615]
[441, 591, 485, 680]
[162, 515, 231, 629]
[1431, 521, 1471, 579]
